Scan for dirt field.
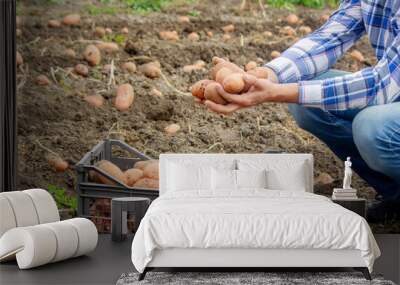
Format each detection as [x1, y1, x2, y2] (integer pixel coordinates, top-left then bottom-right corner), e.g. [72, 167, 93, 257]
[16, 0, 398, 232]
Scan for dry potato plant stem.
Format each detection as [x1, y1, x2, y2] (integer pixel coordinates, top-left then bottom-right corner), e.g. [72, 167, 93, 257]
[108, 59, 116, 88]
[258, 0, 266, 19]
[35, 139, 59, 157]
[160, 72, 191, 96]
[201, 142, 224, 153]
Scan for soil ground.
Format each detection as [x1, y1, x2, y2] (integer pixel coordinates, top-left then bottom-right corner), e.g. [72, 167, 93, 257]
[16, 0, 398, 232]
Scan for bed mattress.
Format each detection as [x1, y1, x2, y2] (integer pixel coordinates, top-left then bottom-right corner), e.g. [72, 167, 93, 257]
[131, 190, 380, 273]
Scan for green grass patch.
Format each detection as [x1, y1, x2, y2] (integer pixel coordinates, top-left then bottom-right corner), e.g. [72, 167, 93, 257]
[85, 4, 125, 15]
[188, 10, 200, 17]
[266, 0, 339, 9]
[103, 33, 127, 45]
[47, 185, 77, 212]
[123, 0, 172, 12]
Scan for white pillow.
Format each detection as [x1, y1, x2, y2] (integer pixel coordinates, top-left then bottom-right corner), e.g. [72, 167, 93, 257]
[211, 168, 237, 191]
[238, 160, 309, 191]
[167, 163, 211, 192]
[236, 169, 267, 189]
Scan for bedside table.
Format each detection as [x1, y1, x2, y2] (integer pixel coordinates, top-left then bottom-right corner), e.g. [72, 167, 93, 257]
[332, 198, 366, 218]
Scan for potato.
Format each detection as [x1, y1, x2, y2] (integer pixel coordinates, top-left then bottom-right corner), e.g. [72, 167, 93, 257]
[207, 31, 213, 37]
[36, 75, 51, 86]
[46, 154, 68, 172]
[165, 123, 181, 135]
[84, 94, 104, 108]
[190, 79, 213, 99]
[183, 65, 197, 73]
[64, 48, 76, 58]
[125, 168, 144, 186]
[150, 88, 163, 97]
[223, 73, 245, 93]
[74, 64, 89, 76]
[286, 14, 299, 25]
[62, 14, 81, 26]
[115, 83, 134, 111]
[247, 67, 269, 79]
[139, 62, 161, 78]
[263, 31, 272, 37]
[134, 160, 155, 170]
[95, 160, 127, 185]
[121, 27, 129, 34]
[48, 19, 61, 28]
[194, 60, 206, 68]
[222, 24, 235, 33]
[96, 42, 119, 53]
[204, 82, 227, 104]
[134, 178, 159, 189]
[143, 162, 159, 179]
[321, 14, 330, 22]
[270, 50, 281, 59]
[121, 62, 136, 73]
[95, 26, 106, 37]
[159, 31, 179, 41]
[299, 26, 312, 34]
[210, 60, 243, 80]
[16, 51, 23, 66]
[215, 67, 233, 84]
[105, 27, 113, 34]
[245, 61, 257, 71]
[222, 34, 231, 41]
[83, 44, 101, 66]
[281, 26, 296, 36]
[188, 32, 199, 41]
[177, 16, 190, 23]
[350, 50, 365, 62]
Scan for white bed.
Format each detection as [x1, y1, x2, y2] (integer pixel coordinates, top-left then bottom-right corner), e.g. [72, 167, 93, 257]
[131, 154, 380, 280]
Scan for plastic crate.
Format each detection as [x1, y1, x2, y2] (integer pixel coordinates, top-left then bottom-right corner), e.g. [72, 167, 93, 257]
[75, 139, 159, 220]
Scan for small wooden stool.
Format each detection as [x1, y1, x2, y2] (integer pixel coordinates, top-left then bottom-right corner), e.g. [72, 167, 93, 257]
[111, 197, 150, 242]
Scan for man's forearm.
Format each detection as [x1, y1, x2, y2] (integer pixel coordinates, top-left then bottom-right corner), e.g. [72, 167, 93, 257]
[268, 83, 299, 103]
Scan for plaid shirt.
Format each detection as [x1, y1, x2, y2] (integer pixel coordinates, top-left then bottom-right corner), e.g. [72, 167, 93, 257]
[265, 0, 400, 110]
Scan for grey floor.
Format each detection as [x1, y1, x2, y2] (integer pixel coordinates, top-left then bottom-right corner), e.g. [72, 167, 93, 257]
[0, 234, 135, 285]
[1, 234, 399, 285]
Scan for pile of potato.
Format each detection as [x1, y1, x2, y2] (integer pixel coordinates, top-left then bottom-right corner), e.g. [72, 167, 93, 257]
[190, 57, 269, 105]
[90, 159, 159, 190]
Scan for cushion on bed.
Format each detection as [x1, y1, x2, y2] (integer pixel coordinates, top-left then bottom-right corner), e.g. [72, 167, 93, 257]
[211, 168, 237, 190]
[237, 160, 309, 191]
[236, 169, 268, 189]
[167, 163, 211, 192]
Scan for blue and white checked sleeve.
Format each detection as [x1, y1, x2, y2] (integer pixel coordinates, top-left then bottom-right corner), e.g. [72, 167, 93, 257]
[265, 0, 365, 84]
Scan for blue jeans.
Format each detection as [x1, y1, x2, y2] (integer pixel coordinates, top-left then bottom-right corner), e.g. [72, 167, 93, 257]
[288, 70, 400, 201]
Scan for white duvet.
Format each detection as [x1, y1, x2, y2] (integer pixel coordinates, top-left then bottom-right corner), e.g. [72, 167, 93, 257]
[131, 190, 380, 273]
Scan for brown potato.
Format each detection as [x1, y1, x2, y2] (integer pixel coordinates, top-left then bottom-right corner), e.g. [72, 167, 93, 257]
[222, 24, 235, 33]
[247, 67, 269, 79]
[286, 14, 299, 25]
[143, 162, 159, 179]
[62, 14, 81, 26]
[96, 42, 119, 53]
[350, 50, 365, 62]
[74, 64, 89, 76]
[177, 16, 190, 23]
[245, 61, 257, 71]
[125, 168, 144, 186]
[95, 160, 127, 185]
[165, 123, 181, 135]
[48, 19, 61, 28]
[222, 34, 231, 41]
[281, 26, 296, 36]
[36, 75, 51, 86]
[134, 160, 155, 170]
[115, 83, 134, 111]
[210, 61, 243, 80]
[159, 31, 179, 41]
[64, 48, 76, 58]
[190, 79, 213, 99]
[187, 32, 199, 41]
[204, 82, 227, 105]
[46, 154, 69, 172]
[222, 73, 245, 93]
[95, 26, 106, 37]
[299, 26, 312, 34]
[121, 62, 136, 73]
[134, 178, 159, 189]
[270, 50, 281, 59]
[84, 94, 104, 108]
[121, 27, 129, 34]
[139, 62, 161, 78]
[215, 67, 233, 84]
[263, 31, 272, 37]
[150, 88, 163, 97]
[83, 44, 101, 66]
[321, 14, 330, 22]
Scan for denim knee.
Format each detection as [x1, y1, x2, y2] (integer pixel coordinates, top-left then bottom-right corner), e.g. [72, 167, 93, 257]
[352, 106, 400, 176]
[288, 104, 313, 131]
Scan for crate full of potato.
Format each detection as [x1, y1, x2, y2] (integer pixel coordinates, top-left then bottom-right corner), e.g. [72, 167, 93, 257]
[75, 139, 159, 218]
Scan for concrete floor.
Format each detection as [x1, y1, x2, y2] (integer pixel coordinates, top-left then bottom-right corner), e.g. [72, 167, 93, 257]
[0, 234, 134, 285]
[1, 234, 399, 285]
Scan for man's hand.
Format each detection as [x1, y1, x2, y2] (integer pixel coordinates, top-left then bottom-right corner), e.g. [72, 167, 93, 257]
[204, 74, 299, 115]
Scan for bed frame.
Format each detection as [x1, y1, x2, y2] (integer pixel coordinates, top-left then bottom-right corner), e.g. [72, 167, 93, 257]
[139, 248, 371, 280]
[137, 154, 373, 281]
